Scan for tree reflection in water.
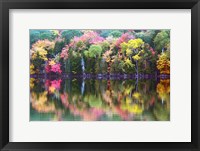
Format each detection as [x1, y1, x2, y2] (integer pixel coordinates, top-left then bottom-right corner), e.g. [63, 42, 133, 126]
[30, 78, 170, 121]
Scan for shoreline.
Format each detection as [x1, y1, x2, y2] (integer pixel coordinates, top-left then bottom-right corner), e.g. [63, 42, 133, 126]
[30, 73, 170, 80]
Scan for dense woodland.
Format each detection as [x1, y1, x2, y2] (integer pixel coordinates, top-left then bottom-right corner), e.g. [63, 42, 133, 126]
[30, 29, 170, 77]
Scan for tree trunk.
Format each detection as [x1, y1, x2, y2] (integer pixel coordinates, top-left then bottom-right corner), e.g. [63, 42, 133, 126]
[136, 60, 138, 77]
[136, 60, 139, 92]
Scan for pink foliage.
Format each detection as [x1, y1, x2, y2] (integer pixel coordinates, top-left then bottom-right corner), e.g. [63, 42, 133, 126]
[51, 63, 62, 73]
[115, 33, 135, 48]
[79, 31, 99, 43]
[89, 36, 104, 44]
[60, 45, 69, 60]
[69, 31, 104, 49]
[150, 47, 156, 55]
[45, 61, 62, 74]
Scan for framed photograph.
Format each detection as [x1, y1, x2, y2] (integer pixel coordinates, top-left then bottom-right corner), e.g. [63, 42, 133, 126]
[0, 0, 200, 150]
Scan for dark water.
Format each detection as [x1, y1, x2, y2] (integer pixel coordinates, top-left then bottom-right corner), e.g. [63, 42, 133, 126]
[30, 78, 170, 121]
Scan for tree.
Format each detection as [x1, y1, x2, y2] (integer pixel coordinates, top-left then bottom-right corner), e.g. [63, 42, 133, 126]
[100, 30, 112, 38]
[156, 52, 170, 74]
[109, 30, 123, 38]
[61, 30, 83, 44]
[100, 41, 110, 52]
[120, 38, 145, 75]
[135, 30, 157, 47]
[102, 50, 114, 75]
[154, 30, 170, 52]
[30, 30, 57, 47]
[30, 39, 55, 73]
[84, 45, 102, 73]
[87, 45, 102, 58]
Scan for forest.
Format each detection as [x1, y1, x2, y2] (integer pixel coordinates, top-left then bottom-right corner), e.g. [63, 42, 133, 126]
[30, 29, 170, 77]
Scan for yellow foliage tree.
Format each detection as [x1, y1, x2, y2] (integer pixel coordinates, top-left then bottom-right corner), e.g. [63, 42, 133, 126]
[156, 52, 170, 74]
[120, 38, 144, 74]
[31, 39, 55, 61]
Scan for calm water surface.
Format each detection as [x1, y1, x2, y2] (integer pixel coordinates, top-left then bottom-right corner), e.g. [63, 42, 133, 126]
[30, 78, 170, 121]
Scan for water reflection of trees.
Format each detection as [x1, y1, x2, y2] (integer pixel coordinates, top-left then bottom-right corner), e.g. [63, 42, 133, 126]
[30, 78, 170, 121]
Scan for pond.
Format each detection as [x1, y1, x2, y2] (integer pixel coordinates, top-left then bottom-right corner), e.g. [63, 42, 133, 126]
[30, 77, 170, 121]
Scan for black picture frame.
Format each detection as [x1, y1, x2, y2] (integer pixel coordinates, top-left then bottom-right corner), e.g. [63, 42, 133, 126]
[0, 0, 200, 150]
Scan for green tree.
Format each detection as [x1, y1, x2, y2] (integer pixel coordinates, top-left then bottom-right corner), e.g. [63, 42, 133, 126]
[100, 30, 112, 38]
[85, 45, 102, 58]
[61, 30, 83, 44]
[154, 30, 170, 52]
[84, 45, 102, 73]
[135, 30, 157, 47]
[109, 30, 123, 38]
[30, 30, 56, 47]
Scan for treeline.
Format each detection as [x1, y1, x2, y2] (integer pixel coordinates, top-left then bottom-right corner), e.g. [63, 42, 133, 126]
[30, 29, 170, 75]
